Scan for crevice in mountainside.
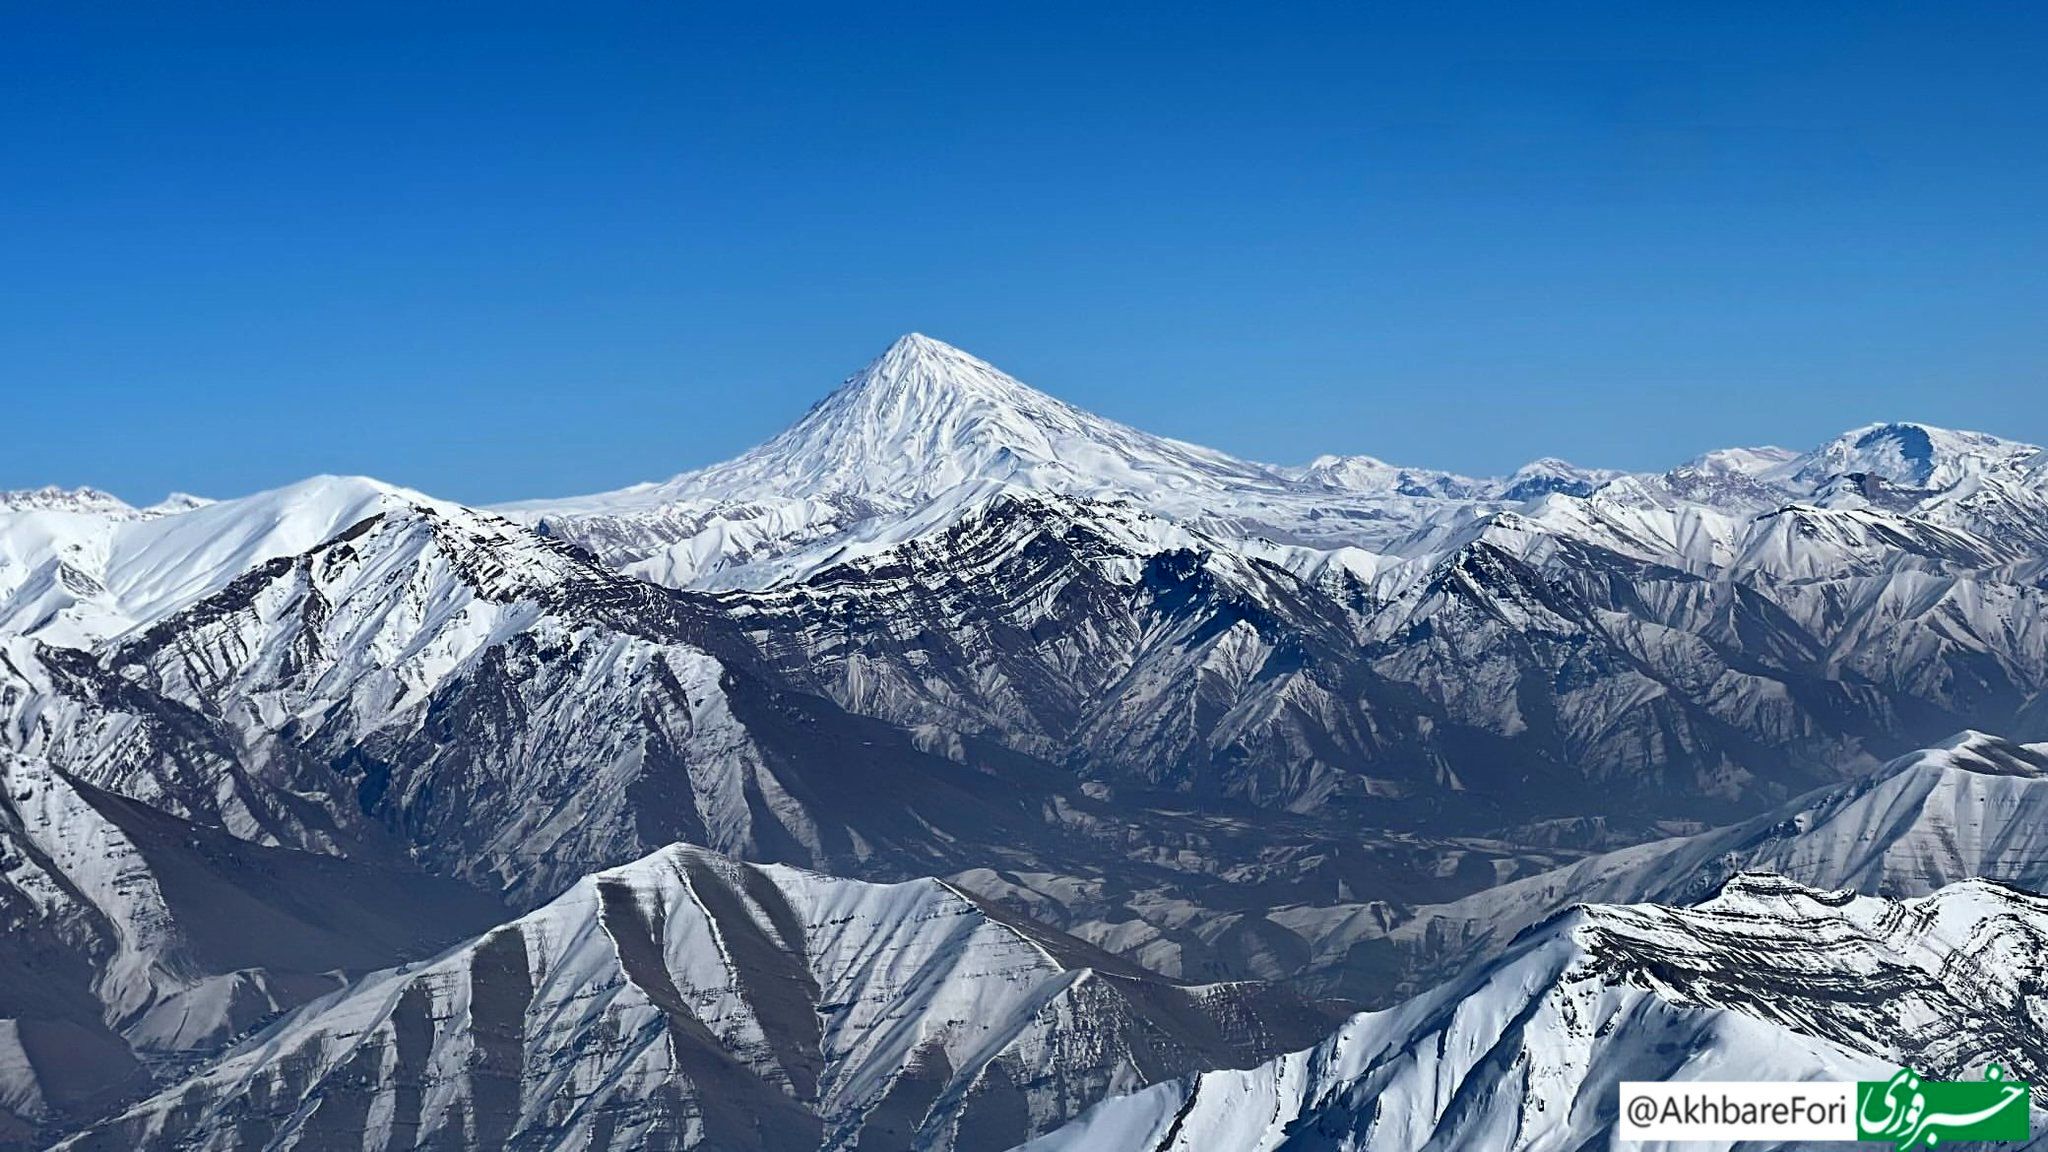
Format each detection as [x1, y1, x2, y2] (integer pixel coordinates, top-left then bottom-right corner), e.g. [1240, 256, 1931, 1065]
[594, 876, 823, 1151]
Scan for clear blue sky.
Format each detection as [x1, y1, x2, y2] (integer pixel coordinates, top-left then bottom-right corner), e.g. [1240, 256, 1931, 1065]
[4, 2, 2043, 503]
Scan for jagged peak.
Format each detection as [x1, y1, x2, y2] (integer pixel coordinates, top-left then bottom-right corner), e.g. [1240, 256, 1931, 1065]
[0, 485, 138, 517]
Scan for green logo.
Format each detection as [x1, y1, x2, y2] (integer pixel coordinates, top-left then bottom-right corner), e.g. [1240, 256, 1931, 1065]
[1857, 1065, 2032, 1150]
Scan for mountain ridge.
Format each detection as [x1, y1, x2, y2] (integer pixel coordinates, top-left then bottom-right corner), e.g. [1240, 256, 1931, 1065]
[498, 335, 2046, 591]
[1022, 872, 2048, 1152]
[57, 841, 1338, 1152]
[5, 335, 2048, 1150]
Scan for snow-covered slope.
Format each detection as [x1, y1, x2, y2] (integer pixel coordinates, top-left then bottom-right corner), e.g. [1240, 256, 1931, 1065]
[9, 342, 2046, 973]
[0, 749, 498, 1147]
[1021, 873, 2048, 1152]
[15, 344, 2040, 864]
[0, 475, 1048, 901]
[0, 475, 646, 862]
[10, 334, 2048, 1150]
[60, 843, 1334, 1152]
[0, 476, 464, 648]
[7, 466, 1410, 965]
[941, 731, 2048, 1013]
[711, 472, 2036, 838]
[501, 333, 1278, 587]
[709, 488, 1439, 806]
[510, 339, 2047, 601]
[502, 334, 1542, 588]
[1260, 731, 2048, 1001]
[1776, 422, 2042, 494]
[502, 338, 2048, 829]
[0, 488, 139, 518]
[0, 450, 1581, 1024]
[611, 333, 1285, 508]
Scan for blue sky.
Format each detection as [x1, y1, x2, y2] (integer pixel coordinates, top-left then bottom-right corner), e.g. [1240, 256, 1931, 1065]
[3, 2, 2042, 503]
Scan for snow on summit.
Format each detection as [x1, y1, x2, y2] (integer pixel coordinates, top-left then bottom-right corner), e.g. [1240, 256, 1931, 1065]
[494, 333, 1586, 586]
[511, 332, 1289, 513]
[498, 332, 1344, 585]
[1776, 421, 2041, 492]
[0, 486, 139, 517]
[7, 329, 2048, 1152]
[497, 334, 2048, 591]
[0, 474, 543, 645]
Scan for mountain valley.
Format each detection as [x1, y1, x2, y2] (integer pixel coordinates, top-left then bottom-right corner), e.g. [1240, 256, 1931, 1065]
[5, 334, 2048, 1149]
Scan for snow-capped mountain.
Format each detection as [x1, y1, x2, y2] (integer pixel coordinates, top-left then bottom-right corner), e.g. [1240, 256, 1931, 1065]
[0, 474, 1117, 905]
[11, 343, 2029, 866]
[1493, 455, 1624, 501]
[502, 333, 1551, 589]
[1777, 421, 2043, 495]
[59, 843, 1334, 1152]
[0, 487, 139, 518]
[6, 466, 1448, 977]
[3, 340, 2043, 991]
[7, 332, 2048, 1149]
[0, 487, 211, 521]
[1286, 454, 1486, 500]
[508, 337, 2048, 597]
[0, 748, 498, 1147]
[504, 338, 2048, 825]
[0, 475, 440, 647]
[0, 474, 649, 862]
[1257, 731, 2048, 1002]
[1022, 873, 2048, 1152]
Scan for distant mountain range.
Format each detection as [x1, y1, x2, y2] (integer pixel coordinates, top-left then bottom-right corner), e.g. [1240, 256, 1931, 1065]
[6, 334, 2048, 1149]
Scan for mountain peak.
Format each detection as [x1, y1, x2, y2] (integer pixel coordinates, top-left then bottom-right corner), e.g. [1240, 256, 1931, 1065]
[1776, 421, 2041, 492]
[569, 333, 1282, 515]
[1497, 457, 1620, 501]
[834, 331, 1047, 410]
[0, 485, 138, 517]
[1292, 454, 1486, 500]
[881, 330, 951, 357]
[1893, 730, 2048, 780]
[763, 333, 1103, 499]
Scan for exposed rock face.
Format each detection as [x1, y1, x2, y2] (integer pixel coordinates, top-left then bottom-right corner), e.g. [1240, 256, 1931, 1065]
[513, 339, 2048, 834]
[1021, 874, 2048, 1152]
[58, 844, 1335, 1152]
[9, 344, 2048, 904]
[0, 749, 500, 1148]
[1245, 731, 2048, 1001]
[7, 335, 2048, 1148]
